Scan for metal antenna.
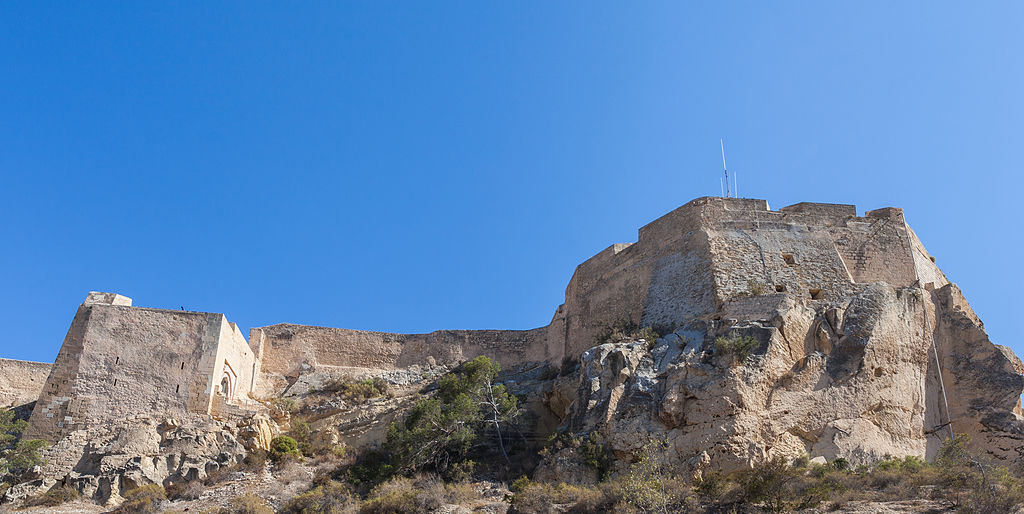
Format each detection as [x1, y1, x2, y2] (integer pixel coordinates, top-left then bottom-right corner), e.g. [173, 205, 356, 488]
[720, 139, 730, 198]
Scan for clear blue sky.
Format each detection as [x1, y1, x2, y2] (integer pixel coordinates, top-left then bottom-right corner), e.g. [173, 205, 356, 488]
[2, 3, 1021, 363]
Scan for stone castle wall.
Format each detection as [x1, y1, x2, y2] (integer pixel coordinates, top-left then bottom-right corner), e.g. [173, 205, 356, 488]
[0, 358, 51, 410]
[250, 323, 558, 397]
[554, 197, 943, 358]
[25, 294, 259, 443]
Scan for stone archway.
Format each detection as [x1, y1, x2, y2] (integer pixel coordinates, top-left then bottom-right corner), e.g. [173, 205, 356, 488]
[220, 361, 237, 399]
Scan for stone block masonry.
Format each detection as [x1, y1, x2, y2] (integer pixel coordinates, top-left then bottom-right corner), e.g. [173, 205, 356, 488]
[0, 358, 51, 411]
[24, 293, 260, 443]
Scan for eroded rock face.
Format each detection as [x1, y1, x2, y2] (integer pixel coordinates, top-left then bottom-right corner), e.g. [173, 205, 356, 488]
[556, 283, 1024, 475]
[7, 413, 278, 505]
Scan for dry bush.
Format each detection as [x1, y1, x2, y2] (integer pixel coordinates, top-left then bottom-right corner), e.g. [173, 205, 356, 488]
[276, 457, 310, 485]
[240, 449, 268, 472]
[24, 484, 79, 507]
[114, 484, 167, 514]
[166, 480, 206, 500]
[443, 481, 480, 505]
[281, 479, 357, 514]
[508, 481, 610, 514]
[222, 493, 275, 514]
[359, 476, 444, 514]
[203, 465, 238, 486]
[321, 377, 391, 403]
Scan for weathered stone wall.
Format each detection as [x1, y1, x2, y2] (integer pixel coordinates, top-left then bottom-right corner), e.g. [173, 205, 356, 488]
[251, 323, 557, 397]
[25, 296, 260, 442]
[0, 358, 51, 410]
[555, 197, 928, 358]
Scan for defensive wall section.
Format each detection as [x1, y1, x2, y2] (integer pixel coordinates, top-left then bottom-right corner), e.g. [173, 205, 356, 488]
[25, 292, 260, 443]
[250, 323, 561, 397]
[0, 358, 51, 411]
[557, 197, 947, 358]
[247, 197, 945, 369]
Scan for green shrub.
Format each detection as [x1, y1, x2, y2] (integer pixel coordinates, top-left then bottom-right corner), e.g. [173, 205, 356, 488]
[538, 431, 612, 482]
[322, 377, 391, 404]
[385, 356, 519, 477]
[291, 420, 314, 456]
[115, 484, 167, 514]
[714, 335, 760, 364]
[509, 476, 531, 493]
[0, 409, 46, 479]
[270, 435, 302, 463]
[345, 449, 396, 492]
[696, 471, 727, 502]
[637, 326, 661, 348]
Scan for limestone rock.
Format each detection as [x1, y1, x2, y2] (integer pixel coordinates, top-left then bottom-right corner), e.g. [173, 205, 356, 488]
[559, 282, 1024, 474]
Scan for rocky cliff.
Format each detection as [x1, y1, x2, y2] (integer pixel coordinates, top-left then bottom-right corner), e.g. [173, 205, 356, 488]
[545, 282, 1024, 481]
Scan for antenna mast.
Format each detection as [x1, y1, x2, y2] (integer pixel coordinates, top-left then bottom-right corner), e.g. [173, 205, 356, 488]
[720, 139, 730, 198]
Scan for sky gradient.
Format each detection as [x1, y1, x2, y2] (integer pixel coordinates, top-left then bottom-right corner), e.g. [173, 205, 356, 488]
[2, 3, 1021, 363]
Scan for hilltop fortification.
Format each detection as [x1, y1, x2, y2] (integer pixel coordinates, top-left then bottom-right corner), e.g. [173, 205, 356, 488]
[247, 197, 946, 389]
[8, 197, 1024, 504]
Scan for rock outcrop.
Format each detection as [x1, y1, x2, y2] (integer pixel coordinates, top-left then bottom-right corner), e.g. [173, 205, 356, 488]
[6, 413, 277, 505]
[549, 281, 1024, 477]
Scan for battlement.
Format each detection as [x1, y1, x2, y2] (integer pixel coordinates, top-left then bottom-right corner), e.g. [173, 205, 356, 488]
[83, 291, 132, 306]
[778, 202, 857, 217]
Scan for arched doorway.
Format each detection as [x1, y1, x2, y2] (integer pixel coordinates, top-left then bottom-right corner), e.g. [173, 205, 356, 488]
[220, 361, 237, 399]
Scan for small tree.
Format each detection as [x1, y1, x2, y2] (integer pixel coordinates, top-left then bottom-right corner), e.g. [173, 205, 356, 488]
[269, 435, 301, 463]
[620, 439, 672, 513]
[386, 356, 519, 476]
[0, 409, 46, 480]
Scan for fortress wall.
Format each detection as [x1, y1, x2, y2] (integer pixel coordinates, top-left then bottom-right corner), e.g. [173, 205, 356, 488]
[831, 208, 917, 286]
[561, 198, 725, 358]
[208, 320, 260, 406]
[25, 303, 247, 442]
[252, 323, 554, 397]
[640, 228, 717, 333]
[0, 358, 51, 410]
[906, 226, 949, 289]
[707, 225, 858, 305]
[561, 243, 651, 358]
[696, 201, 920, 309]
[778, 202, 857, 217]
[24, 305, 92, 441]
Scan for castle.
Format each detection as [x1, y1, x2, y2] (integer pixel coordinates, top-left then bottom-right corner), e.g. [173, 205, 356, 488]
[4, 196, 953, 446]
